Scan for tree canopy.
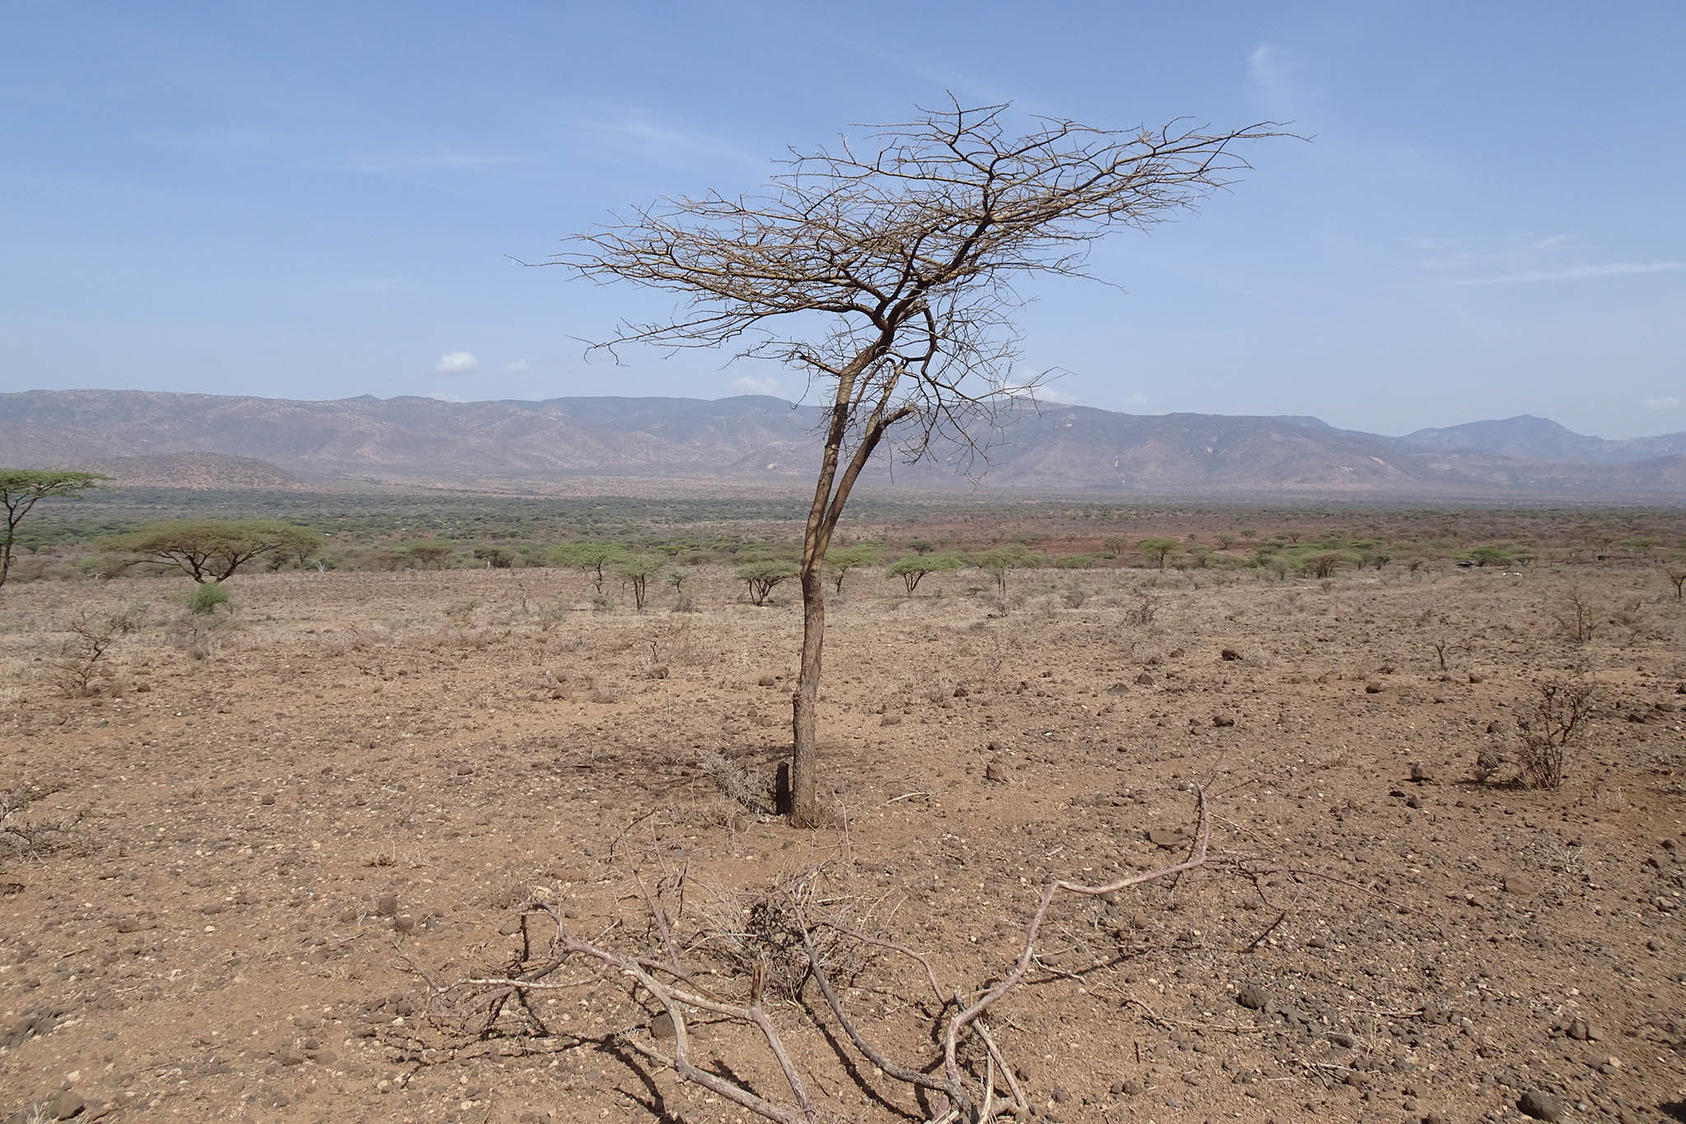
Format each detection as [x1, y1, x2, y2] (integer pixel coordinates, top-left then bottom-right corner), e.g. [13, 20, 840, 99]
[0, 469, 106, 592]
[103, 519, 322, 583]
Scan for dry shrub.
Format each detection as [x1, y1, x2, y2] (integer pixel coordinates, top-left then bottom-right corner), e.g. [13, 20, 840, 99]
[1555, 586, 1600, 645]
[50, 607, 141, 696]
[1125, 591, 1160, 626]
[698, 750, 772, 813]
[0, 781, 80, 866]
[1516, 677, 1596, 790]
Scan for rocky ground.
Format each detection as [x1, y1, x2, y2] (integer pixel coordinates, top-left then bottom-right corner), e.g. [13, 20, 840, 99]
[1, 558, 1682, 1122]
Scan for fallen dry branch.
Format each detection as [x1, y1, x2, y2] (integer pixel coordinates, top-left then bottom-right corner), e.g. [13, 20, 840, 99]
[437, 785, 1214, 1123]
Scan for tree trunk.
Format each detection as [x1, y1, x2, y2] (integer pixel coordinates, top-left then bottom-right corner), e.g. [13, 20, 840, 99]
[790, 564, 826, 826]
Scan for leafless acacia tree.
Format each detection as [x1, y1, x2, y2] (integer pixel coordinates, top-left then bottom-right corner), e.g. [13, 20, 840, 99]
[557, 100, 1278, 824]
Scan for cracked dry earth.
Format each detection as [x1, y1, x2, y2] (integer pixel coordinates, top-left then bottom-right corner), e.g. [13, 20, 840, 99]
[1, 561, 1683, 1123]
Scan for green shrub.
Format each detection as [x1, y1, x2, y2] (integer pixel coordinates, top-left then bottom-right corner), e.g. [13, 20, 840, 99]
[187, 582, 231, 616]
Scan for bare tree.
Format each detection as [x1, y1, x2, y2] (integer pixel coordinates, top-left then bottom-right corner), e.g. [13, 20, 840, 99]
[557, 100, 1277, 824]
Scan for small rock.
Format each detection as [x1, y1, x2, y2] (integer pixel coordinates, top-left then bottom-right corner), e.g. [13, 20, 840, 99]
[277, 1045, 308, 1066]
[1517, 1089, 1563, 1121]
[1212, 714, 1236, 728]
[1236, 983, 1271, 1010]
[1146, 828, 1185, 849]
[1220, 648, 1242, 661]
[375, 893, 399, 917]
[1134, 672, 1155, 687]
[48, 1090, 84, 1120]
[1409, 762, 1432, 783]
[392, 914, 416, 935]
[757, 675, 777, 687]
[1364, 682, 1383, 694]
[984, 761, 1009, 784]
[650, 1012, 676, 1039]
[1501, 873, 1537, 898]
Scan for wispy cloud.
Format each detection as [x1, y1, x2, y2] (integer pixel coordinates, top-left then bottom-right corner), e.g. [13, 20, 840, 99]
[582, 113, 765, 177]
[1451, 261, 1686, 286]
[504, 359, 531, 373]
[731, 374, 785, 397]
[436, 351, 479, 375]
[309, 150, 531, 174]
[1643, 395, 1682, 411]
[1247, 43, 1299, 113]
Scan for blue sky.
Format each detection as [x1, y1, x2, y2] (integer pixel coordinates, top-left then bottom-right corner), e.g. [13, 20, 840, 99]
[3, 1, 1682, 438]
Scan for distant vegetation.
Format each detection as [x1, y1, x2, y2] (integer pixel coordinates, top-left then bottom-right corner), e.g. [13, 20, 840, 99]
[0, 484, 1682, 592]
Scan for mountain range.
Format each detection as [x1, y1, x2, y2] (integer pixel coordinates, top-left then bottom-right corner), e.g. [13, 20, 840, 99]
[2, 388, 1683, 500]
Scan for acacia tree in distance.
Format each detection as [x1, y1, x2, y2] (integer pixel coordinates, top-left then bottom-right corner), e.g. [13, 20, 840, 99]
[558, 100, 1276, 825]
[104, 519, 322, 583]
[0, 470, 106, 593]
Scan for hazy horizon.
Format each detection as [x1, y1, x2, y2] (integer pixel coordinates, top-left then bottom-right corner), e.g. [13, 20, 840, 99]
[7, 385, 1682, 444]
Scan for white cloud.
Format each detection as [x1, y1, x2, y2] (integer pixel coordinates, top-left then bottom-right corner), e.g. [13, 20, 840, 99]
[435, 351, 479, 375]
[1027, 384, 1081, 405]
[1643, 395, 1682, 411]
[1249, 44, 1286, 89]
[504, 359, 531, 373]
[731, 375, 785, 397]
[1452, 261, 1686, 286]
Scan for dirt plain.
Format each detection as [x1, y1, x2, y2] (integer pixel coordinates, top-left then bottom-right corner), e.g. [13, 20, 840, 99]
[1, 555, 1683, 1123]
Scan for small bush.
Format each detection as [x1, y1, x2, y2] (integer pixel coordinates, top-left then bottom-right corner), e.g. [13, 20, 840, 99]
[1516, 678, 1596, 790]
[1124, 592, 1160, 626]
[50, 609, 140, 697]
[188, 582, 232, 616]
[737, 560, 799, 606]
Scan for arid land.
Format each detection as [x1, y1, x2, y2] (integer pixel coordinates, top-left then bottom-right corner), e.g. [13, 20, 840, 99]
[2, 503, 1684, 1124]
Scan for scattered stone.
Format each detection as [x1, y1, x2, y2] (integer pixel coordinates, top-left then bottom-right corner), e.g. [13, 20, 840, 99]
[984, 761, 1010, 784]
[375, 893, 399, 918]
[1134, 672, 1155, 687]
[1364, 682, 1383, 694]
[276, 1045, 308, 1066]
[392, 914, 416, 935]
[650, 1012, 676, 1039]
[1220, 648, 1242, 661]
[454, 763, 474, 776]
[756, 675, 777, 687]
[1409, 762, 1432, 783]
[952, 685, 968, 698]
[1236, 983, 1271, 1010]
[48, 1090, 84, 1120]
[1517, 1089, 1563, 1121]
[880, 714, 902, 726]
[1212, 714, 1236, 728]
[1501, 873, 1537, 898]
[1146, 829, 1185, 849]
